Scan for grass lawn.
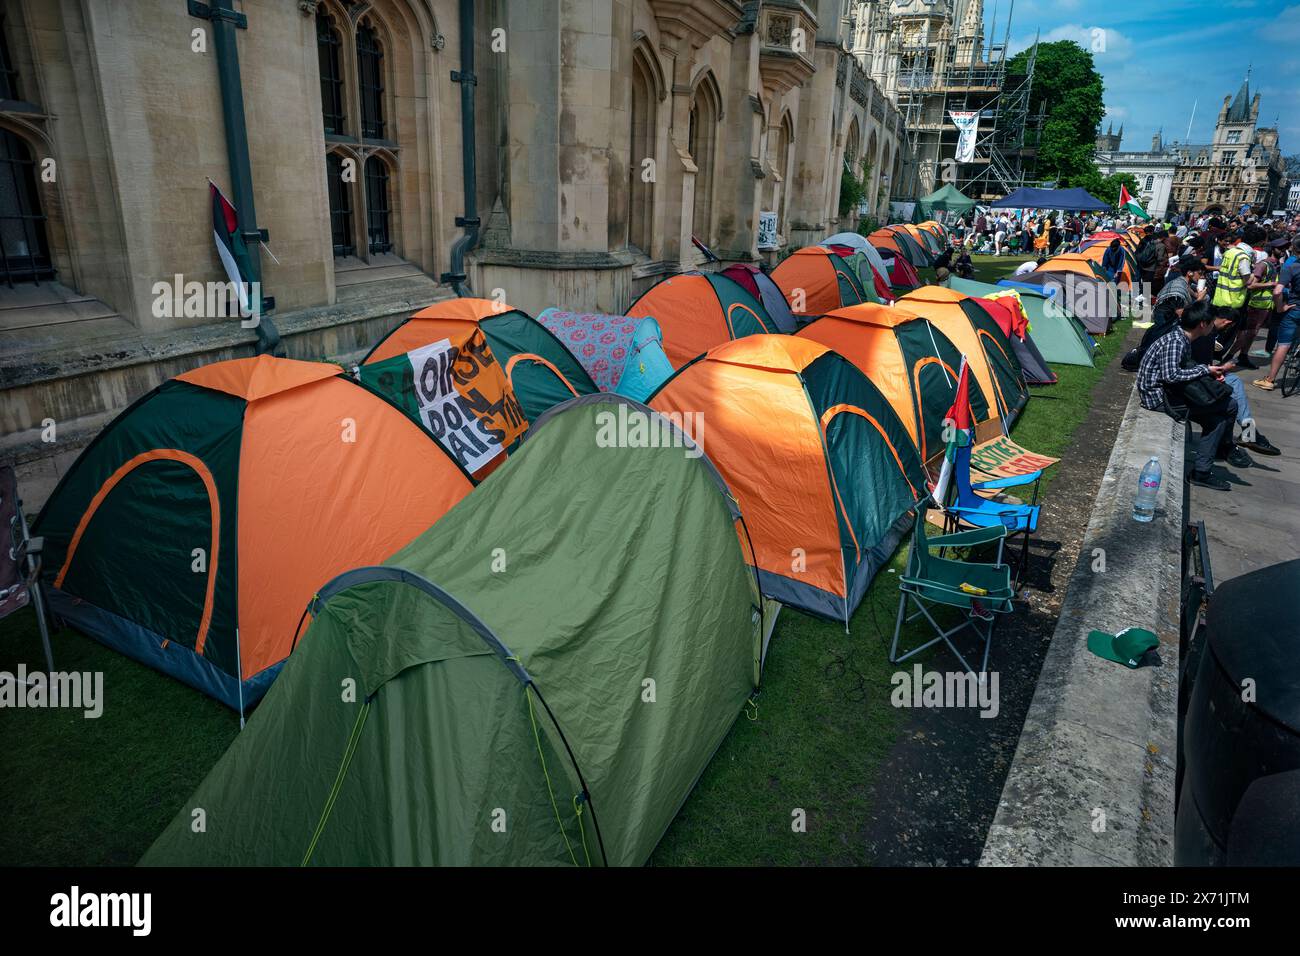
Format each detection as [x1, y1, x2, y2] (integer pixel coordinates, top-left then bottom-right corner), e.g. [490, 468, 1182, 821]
[0, 255, 1131, 866]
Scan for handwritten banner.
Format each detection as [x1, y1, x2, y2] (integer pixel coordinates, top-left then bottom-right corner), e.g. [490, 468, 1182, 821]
[968, 434, 1059, 478]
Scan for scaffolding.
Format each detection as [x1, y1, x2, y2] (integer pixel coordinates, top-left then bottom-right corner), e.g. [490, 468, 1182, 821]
[896, 17, 1044, 204]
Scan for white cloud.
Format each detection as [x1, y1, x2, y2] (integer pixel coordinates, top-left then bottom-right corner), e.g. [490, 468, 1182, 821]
[1007, 24, 1136, 61]
[1040, 24, 1136, 60]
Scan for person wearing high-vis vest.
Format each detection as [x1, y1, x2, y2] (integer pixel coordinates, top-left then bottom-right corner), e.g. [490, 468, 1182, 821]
[1212, 233, 1252, 320]
[1229, 241, 1280, 367]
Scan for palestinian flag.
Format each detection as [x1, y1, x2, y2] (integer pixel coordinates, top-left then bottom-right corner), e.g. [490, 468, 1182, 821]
[210, 180, 256, 317]
[1118, 184, 1150, 222]
[930, 355, 973, 507]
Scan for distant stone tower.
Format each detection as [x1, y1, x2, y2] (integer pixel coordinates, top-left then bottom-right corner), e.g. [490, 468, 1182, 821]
[1213, 72, 1260, 160]
[1096, 122, 1123, 152]
[954, 0, 984, 67]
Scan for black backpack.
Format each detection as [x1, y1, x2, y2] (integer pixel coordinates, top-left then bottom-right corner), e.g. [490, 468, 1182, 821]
[1136, 239, 1162, 271]
[1122, 312, 1180, 372]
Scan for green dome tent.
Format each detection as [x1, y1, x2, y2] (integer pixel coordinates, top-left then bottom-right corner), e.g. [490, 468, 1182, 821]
[142, 395, 763, 867]
[947, 276, 1095, 367]
[914, 183, 975, 222]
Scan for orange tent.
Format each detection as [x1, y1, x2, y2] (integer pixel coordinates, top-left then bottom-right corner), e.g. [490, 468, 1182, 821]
[361, 297, 598, 454]
[1077, 242, 1134, 285]
[649, 335, 926, 622]
[796, 303, 992, 463]
[895, 286, 1029, 430]
[770, 246, 871, 320]
[626, 271, 779, 368]
[869, 228, 908, 258]
[895, 223, 940, 261]
[34, 356, 475, 710]
[1036, 253, 1112, 281]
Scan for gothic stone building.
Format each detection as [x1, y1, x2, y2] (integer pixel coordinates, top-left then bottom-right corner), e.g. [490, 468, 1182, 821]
[1168, 77, 1286, 216]
[0, 0, 913, 505]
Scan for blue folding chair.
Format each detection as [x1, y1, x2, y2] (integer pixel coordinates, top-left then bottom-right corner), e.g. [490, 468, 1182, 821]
[943, 440, 1041, 583]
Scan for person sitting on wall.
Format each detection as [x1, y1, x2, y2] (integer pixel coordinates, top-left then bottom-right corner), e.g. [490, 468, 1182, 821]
[1137, 300, 1249, 491]
[1186, 306, 1282, 458]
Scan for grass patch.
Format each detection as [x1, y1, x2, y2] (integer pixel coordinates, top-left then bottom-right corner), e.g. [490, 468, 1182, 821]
[0, 267, 1130, 865]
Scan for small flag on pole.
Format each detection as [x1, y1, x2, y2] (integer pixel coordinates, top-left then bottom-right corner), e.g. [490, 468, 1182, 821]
[930, 355, 973, 507]
[209, 180, 257, 318]
[1118, 184, 1150, 222]
[691, 235, 719, 262]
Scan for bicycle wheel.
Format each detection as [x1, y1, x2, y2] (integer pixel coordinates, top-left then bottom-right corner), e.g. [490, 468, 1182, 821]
[1281, 348, 1300, 398]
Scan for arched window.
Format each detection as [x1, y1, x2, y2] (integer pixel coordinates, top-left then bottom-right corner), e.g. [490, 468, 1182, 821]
[0, 11, 18, 100]
[357, 20, 385, 140]
[779, 114, 794, 181]
[628, 50, 656, 254]
[688, 76, 720, 245]
[846, 118, 861, 167]
[316, 8, 345, 135]
[326, 153, 354, 257]
[0, 128, 53, 286]
[364, 156, 392, 254]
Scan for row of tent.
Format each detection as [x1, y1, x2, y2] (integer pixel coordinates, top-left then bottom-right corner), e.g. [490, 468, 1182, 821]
[35, 224, 1089, 866]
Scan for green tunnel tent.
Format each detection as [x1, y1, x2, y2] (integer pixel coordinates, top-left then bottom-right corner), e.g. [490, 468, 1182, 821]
[142, 394, 763, 867]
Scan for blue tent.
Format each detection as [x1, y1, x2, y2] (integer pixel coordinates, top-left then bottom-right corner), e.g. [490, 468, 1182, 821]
[535, 309, 674, 403]
[989, 187, 1109, 211]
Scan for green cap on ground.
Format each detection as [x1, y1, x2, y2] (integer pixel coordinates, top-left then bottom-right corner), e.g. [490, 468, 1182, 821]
[1086, 627, 1159, 668]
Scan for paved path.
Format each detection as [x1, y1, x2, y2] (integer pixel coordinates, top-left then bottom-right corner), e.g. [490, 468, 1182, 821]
[982, 388, 1184, 866]
[1191, 338, 1300, 584]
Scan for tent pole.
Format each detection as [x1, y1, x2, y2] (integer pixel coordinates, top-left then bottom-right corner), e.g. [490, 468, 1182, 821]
[235, 627, 246, 729]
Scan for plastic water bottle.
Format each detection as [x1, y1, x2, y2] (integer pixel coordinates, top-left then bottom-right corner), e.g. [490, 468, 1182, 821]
[1133, 456, 1161, 523]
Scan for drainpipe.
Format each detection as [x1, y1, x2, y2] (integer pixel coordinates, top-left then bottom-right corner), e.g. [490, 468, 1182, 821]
[188, 0, 282, 355]
[441, 0, 479, 296]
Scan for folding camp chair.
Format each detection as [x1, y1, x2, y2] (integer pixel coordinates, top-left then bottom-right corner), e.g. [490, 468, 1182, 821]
[943, 439, 1041, 583]
[0, 465, 54, 672]
[892, 500, 1015, 675]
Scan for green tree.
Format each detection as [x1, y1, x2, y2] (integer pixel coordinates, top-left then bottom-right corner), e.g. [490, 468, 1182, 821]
[839, 158, 870, 219]
[1008, 40, 1106, 186]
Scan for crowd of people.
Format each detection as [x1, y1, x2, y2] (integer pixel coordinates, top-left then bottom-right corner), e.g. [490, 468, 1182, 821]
[948, 210, 1118, 260]
[1127, 213, 1299, 490]
[941, 204, 1300, 491]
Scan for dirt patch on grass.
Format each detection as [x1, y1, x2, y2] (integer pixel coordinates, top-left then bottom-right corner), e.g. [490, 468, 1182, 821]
[858, 324, 1142, 865]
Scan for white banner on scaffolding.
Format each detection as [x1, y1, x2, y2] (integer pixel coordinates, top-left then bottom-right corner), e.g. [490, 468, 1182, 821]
[950, 110, 980, 163]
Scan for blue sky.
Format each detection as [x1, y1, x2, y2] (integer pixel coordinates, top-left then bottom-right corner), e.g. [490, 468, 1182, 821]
[1003, 0, 1299, 156]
